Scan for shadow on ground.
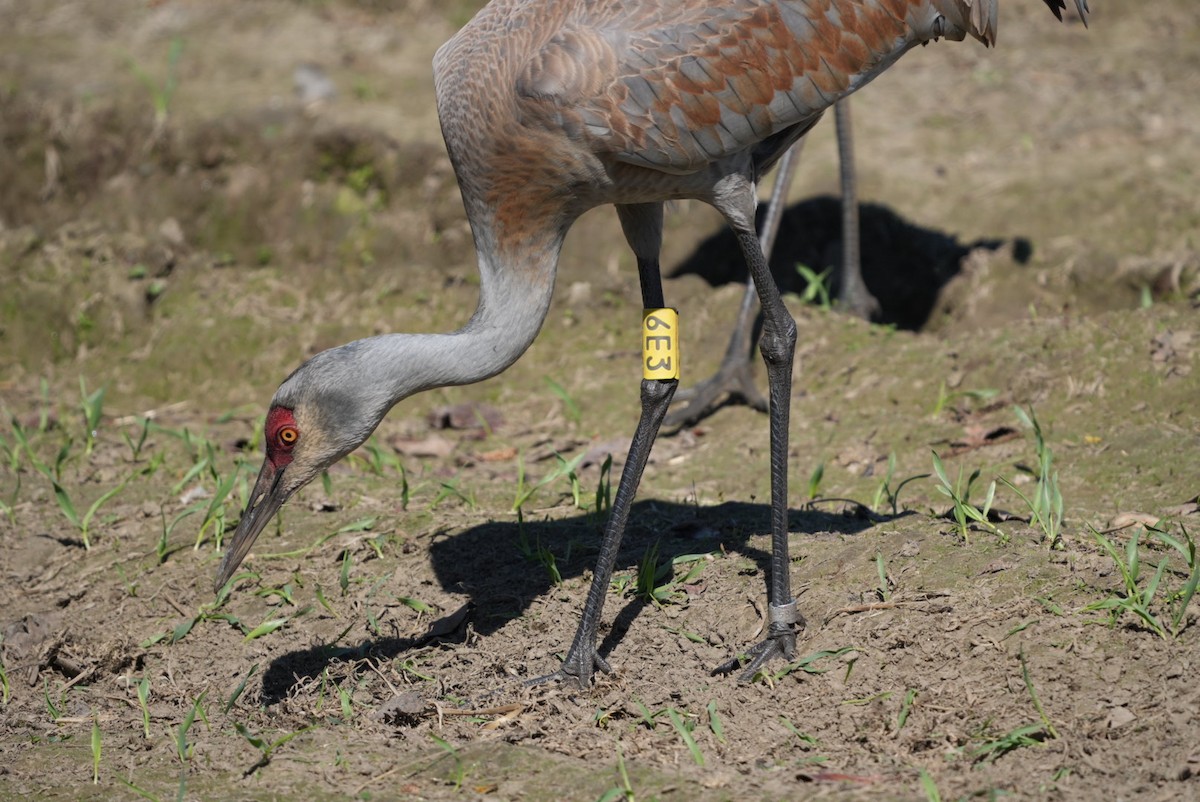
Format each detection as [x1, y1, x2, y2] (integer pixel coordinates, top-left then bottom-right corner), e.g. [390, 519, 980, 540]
[671, 195, 1029, 331]
[258, 498, 901, 703]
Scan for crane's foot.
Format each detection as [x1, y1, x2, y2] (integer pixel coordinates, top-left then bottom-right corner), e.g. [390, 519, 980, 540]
[836, 285, 881, 322]
[665, 357, 767, 428]
[712, 601, 805, 682]
[525, 645, 611, 690]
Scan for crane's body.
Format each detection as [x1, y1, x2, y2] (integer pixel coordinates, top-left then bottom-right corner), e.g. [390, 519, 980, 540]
[215, 0, 1089, 687]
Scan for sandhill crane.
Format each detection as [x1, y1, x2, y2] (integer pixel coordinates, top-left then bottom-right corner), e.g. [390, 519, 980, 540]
[215, 0, 1090, 688]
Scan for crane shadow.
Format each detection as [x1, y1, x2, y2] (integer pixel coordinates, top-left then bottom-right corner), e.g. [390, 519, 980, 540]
[258, 498, 904, 704]
[670, 195, 1029, 331]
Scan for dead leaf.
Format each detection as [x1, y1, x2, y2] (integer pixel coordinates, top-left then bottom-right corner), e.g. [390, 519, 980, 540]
[476, 446, 518, 462]
[389, 433, 454, 459]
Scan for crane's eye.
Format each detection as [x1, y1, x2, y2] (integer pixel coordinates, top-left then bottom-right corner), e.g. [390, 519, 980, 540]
[277, 426, 299, 447]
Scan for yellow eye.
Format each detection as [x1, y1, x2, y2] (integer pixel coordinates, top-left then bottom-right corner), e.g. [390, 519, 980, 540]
[278, 426, 298, 446]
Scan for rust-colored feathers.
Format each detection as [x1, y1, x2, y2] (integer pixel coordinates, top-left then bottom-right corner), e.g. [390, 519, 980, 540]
[434, 0, 1088, 244]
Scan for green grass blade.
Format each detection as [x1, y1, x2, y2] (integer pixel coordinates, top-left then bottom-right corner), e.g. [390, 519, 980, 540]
[91, 715, 102, 783]
[223, 664, 259, 714]
[52, 481, 81, 531]
[243, 618, 289, 642]
[666, 709, 704, 767]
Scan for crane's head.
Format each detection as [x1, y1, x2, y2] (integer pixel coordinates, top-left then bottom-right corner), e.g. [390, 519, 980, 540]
[214, 344, 392, 591]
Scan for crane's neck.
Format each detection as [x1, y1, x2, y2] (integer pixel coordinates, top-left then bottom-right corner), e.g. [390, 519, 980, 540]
[271, 212, 563, 467]
[364, 224, 563, 409]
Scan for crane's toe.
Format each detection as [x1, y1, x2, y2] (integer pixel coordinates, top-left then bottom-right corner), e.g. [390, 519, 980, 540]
[525, 646, 612, 690]
[713, 615, 805, 682]
[664, 356, 767, 427]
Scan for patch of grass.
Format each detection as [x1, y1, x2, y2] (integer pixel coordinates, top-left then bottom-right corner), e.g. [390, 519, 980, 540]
[759, 646, 858, 685]
[930, 381, 998, 417]
[43, 678, 63, 722]
[970, 722, 1051, 763]
[512, 450, 586, 511]
[243, 615, 290, 642]
[1154, 525, 1200, 635]
[806, 460, 825, 501]
[117, 777, 162, 802]
[779, 716, 818, 746]
[596, 747, 636, 802]
[0, 430, 21, 524]
[1020, 649, 1058, 739]
[258, 517, 375, 562]
[349, 435, 406, 478]
[141, 577, 300, 647]
[795, 263, 833, 309]
[431, 477, 476, 510]
[340, 549, 353, 595]
[78, 377, 105, 457]
[544, 377, 581, 425]
[121, 416, 152, 462]
[337, 681, 354, 722]
[969, 650, 1056, 763]
[666, 708, 704, 766]
[633, 545, 708, 607]
[196, 464, 243, 549]
[91, 715, 101, 784]
[175, 691, 207, 764]
[706, 700, 726, 745]
[870, 452, 930, 515]
[999, 406, 1064, 548]
[1084, 523, 1199, 639]
[931, 450, 998, 544]
[136, 677, 151, 738]
[429, 733, 466, 791]
[632, 698, 665, 730]
[234, 722, 317, 775]
[125, 36, 184, 139]
[52, 470, 133, 550]
[223, 664, 258, 715]
[919, 769, 942, 802]
[896, 688, 917, 733]
[875, 551, 891, 602]
[516, 512, 569, 586]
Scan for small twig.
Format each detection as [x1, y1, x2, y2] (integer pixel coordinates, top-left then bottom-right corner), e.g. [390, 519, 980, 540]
[111, 400, 190, 426]
[436, 703, 524, 718]
[369, 662, 400, 697]
[747, 596, 765, 641]
[62, 666, 97, 691]
[824, 594, 952, 624]
[352, 766, 403, 796]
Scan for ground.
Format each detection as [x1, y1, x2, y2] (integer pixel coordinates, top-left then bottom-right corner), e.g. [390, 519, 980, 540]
[1, 1, 1199, 800]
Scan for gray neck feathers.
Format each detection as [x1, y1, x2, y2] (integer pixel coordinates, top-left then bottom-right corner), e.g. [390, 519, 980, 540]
[276, 242, 559, 431]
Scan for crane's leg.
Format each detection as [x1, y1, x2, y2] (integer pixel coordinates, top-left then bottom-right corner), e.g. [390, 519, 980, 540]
[833, 100, 879, 319]
[663, 136, 802, 428]
[712, 179, 803, 681]
[528, 203, 677, 689]
[666, 98, 878, 429]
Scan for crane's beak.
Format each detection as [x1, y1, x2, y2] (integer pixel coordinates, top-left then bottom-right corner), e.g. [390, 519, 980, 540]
[213, 458, 291, 592]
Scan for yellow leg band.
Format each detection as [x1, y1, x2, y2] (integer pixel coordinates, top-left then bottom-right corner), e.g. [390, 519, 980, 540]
[642, 308, 680, 380]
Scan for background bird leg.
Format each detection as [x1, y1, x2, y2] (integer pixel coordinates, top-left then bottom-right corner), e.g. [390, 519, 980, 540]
[528, 203, 678, 689]
[833, 101, 879, 319]
[663, 135, 801, 427]
[666, 98, 879, 428]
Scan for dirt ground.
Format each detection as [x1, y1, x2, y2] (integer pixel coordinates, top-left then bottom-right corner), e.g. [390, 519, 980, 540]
[2, 1, 1199, 800]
